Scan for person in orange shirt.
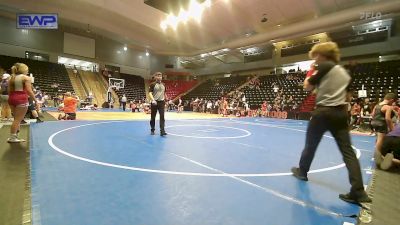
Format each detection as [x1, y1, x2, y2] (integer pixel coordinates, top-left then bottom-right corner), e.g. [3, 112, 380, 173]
[58, 92, 78, 120]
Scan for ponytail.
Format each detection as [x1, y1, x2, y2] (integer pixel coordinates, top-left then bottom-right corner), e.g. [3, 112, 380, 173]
[8, 65, 17, 92]
[8, 63, 29, 93]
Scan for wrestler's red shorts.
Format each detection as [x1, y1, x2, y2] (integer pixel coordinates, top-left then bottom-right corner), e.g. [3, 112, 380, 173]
[8, 91, 28, 107]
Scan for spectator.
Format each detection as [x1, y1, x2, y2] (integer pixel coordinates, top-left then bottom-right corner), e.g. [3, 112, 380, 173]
[261, 101, 268, 117]
[88, 91, 94, 104]
[350, 100, 361, 129]
[177, 97, 183, 113]
[375, 124, 400, 170]
[371, 93, 396, 158]
[1, 72, 12, 121]
[73, 65, 78, 77]
[130, 101, 138, 112]
[27, 95, 44, 123]
[58, 92, 78, 120]
[168, 99, 174, 111]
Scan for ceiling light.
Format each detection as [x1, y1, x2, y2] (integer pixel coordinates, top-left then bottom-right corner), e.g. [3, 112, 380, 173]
[178, 9, 190, 23]
[167, 13, 178, 30]
[123, 46, 127, 51]
[160, 0, 213, 28]
[160, 21, 167, 30]
[146, 51, 150, 56]
[71, 60, 80, 64]
[189, 0, 204, 22]
[58, 57, 67, 64]
[82, 62, 91, 67]
[204, 0, 212, 8]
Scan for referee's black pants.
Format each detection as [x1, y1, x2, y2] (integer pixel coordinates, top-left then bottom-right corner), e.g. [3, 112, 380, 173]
[150, 100, 165, 132]
[298, 105, 365, 195]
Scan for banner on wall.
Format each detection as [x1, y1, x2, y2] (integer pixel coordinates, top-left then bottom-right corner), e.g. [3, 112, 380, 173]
[248, 110, 288, 119]
[17, 14, 58, 29]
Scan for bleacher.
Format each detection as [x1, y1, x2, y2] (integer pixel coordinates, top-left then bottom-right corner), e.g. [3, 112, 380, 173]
[299, 60, 400, 112]
[349, 60, 400, 101]
[182, 76, 247, 101]
[114, 73, 146, 101]
[245, 73, 308, 108]
[0, 55, 74, 97]
[163, 80, 198, 100]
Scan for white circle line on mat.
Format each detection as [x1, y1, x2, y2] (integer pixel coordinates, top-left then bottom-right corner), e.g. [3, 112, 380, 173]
[47, 121, 361, 177]
[165, 124, 251, 139]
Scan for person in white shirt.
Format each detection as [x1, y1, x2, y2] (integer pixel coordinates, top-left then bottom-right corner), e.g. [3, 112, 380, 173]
[206, 100, 213, 113]
[177, 97, 183, 113]
[121, 94, 127, 111]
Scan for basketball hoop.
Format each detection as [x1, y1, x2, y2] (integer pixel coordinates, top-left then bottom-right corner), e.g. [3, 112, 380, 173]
[109, 78, 125, 91]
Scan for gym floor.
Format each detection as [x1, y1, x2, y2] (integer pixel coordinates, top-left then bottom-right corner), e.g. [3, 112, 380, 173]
[1, 111, 399, 225]
[32, 112, 374, 225]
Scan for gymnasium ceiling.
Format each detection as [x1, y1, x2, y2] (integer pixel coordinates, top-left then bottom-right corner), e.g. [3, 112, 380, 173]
[0, 0, 399, 56]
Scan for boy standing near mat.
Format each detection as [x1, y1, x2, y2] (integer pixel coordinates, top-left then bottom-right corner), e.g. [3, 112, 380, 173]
[291, 42, 371, 205]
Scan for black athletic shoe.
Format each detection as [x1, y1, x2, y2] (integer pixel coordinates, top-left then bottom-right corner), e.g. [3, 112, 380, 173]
[291, 167, 308, 181]
[36, 118, 44, 123]
[160, 131, 167, 136]
[339, 192, 372, 205]
[20, 120, 27, 124]
[150, 131, 155, 135]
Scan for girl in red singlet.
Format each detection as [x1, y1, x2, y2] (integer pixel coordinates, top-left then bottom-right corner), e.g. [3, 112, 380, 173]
[261, 101, 267, 117]
[7, 63, 39, 143]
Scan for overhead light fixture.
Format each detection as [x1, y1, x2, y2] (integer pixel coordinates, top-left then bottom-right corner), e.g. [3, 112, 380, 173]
[160, 21, 167, 30]
[204, 0, 212, 8]
[167, 13, 179, 30]
[82, 62, 91, 67]
[178, 8, 190, 23]
[146, 51, 150, 56]
[58, 57, 67, 64]
[160, 0, 211, 30]
[189, 0, 204, 22]
[123, 46, 128, 51]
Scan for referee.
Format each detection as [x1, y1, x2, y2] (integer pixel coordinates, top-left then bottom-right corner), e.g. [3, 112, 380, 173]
[149, 72, 167, 136]
[291, 42, 371, 205]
